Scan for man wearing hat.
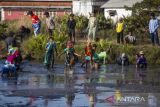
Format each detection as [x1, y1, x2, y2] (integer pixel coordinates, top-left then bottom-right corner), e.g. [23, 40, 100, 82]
[136, 51, 147, 68]
[44, 11, 55, 37]
[87, 13, 97, 41]
[149, 13, 159, 46]
[27, 11, 41, 37]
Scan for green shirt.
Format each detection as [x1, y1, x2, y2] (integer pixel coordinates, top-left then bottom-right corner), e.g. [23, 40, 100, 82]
[64, 48, 75, 54]
[93, 53, 99, 61]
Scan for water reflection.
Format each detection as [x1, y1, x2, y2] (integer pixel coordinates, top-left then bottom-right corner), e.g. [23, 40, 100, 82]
[135, 68, 147, 85]
[64, 70, 75, 107]
[84, 72, 98, 107]
[0, 63, 160, 106]
[148, 93, 157, 107]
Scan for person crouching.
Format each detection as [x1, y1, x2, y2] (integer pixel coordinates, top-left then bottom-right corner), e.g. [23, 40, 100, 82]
[136, 51, 147, 68]
[117, 53, 129, 66]
[0, 48, 16, 77]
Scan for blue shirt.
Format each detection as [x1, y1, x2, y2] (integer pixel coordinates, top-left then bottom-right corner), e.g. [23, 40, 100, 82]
[46, 42, 56, 53]
[137, 56, 147, 65]
[149, 18, 159, 33]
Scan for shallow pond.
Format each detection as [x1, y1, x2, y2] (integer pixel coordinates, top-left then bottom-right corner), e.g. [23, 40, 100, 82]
[0, 61, 160, 107]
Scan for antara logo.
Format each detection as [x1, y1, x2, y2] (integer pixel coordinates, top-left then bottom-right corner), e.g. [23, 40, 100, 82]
[120, 96, 146, 103]
[106, 90, 146, 104]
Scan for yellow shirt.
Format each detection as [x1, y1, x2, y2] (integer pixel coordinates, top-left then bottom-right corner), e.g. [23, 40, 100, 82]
[116, 22, 124, 33]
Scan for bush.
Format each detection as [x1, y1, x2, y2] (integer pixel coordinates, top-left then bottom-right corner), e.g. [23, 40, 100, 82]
[75, 15, 88, 33]
[22, 31, 68, 62]
[97, 13, 113, 29]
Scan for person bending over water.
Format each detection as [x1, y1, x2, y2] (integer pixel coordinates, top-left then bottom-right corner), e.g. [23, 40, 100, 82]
[117, 53, 129, 66]
[0, 47, 21, 77]
[136, 51, 147, 68]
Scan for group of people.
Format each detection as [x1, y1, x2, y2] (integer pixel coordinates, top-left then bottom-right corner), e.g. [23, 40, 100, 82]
[1, 11, 156, 76]
[117, 51, 147, 68]
[116, 18, 136, 44]
[81, 40, 107, 70]
[26, 10, 148, 71]
[24, 10, 160, 46]
[43, 36, 107, 70]
[116, 12, 160, 45]
[44, 35, 147, 72]
[27, 11, 98, 42]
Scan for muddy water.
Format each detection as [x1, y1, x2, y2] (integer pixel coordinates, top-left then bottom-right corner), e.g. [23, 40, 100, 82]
[0, 61, 160, 107]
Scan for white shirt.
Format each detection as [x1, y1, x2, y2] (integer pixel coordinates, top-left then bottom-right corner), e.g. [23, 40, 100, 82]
[46, 16, 55, 30]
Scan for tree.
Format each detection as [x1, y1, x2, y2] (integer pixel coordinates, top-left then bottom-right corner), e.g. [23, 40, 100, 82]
[124, 0, 160, 41]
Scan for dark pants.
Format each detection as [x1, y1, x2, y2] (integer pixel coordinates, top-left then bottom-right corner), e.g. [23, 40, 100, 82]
[48, 29, 54, 37]
[117, 32, 124, 44]
[150, 31, 159, 45]
[68, 29, 75, 43]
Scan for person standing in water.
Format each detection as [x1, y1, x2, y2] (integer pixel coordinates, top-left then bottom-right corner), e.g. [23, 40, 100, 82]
[44, 37, 57, 69]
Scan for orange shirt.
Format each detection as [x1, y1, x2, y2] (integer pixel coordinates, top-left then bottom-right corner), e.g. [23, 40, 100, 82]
[85, 46, 92, 56]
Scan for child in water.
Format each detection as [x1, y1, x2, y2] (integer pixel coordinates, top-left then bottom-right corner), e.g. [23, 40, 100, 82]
[81, 40, 93, 68]
[98, 49, 107, 64]
[60, 40, 80, 68]
[136, 51, 147, 68]
[92, 44, 99, 70]
[44, 37, 57, 69]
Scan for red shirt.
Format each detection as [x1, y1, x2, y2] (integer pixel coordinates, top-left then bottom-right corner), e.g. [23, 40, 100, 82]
[31, 14, 40, 24]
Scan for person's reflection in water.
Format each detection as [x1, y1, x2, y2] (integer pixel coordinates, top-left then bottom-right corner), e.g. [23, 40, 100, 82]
[27, 96, 36, 106]
[1, 75, 18, 89]
[47, 73, 54, 87]
[64, 70, 75, 107]
[29, 75, 40, 88]
[135, 68, 147, 85]
[88, 93, 97, 107]
[84, 71, 98, 107]
[44, 98, 49, 107]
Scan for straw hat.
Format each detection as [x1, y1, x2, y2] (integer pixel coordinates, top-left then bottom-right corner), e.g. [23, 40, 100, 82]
[139, 51, 144, 55]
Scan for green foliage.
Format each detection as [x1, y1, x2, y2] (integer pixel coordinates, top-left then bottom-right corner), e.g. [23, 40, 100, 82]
[4, 10, 160, 64]
[22, 31, 68, 62]
[0, 23, 8, 35]
[5, 17, 31, 33]
[97, 14, 113, 29]
[97, 29, 117, 40]
[55, 14, 69, 34]
[22, 34, 47, 61]
[75, 15, 88, 33]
